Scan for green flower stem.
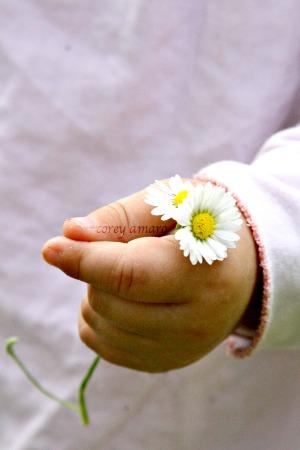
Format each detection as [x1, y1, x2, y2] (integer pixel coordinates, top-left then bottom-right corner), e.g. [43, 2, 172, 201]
[78, 355, 100, 425]
[5, 337, 78, 412]
[5, 337, 100, 425]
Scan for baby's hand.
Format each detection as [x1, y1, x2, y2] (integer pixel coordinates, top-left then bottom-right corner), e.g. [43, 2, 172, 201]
[42, 182, 258, 372]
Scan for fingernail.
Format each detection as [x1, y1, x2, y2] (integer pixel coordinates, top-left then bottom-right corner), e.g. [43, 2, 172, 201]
[66, 216, 96, 230]
[43, 247, 63, 266]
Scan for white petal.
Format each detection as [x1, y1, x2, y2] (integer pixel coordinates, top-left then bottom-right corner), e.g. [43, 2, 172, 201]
[214, 230, 240, 242]
[205, 185, 225, 211]
[214, 236, 237, 249]
[144, 191, 170, 208]
[183, 181, 193, 190]
[161, 213, 173, 220]
[187, 184, 204, 209]
[175, 227, 190, 240]
[154, 180, 173, 194]
[200, 183, 216, 210]
[215, 252, 227, 261]
[216, 219, 243, 231]
[206, 190, 238, 216]
[174, 208, 192, 226]
[150, 206, 165, 215]
[189, 249, 198, 265]
[197, 240, 216, 264]
[195, 249, 203, 264]
[206, 237, 227, 259]
[216, 208, 241, 221]
[169, 174, 183, 192]
[183, 246, 190, 257]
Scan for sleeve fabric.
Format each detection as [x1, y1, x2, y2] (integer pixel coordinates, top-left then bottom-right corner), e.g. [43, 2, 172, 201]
[193, 124, 300, 357]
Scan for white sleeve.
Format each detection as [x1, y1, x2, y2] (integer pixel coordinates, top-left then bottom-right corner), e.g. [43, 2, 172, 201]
[193, 124, 300, 357]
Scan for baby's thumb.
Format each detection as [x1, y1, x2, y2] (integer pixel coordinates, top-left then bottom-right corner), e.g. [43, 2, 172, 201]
[63, 188, 175, 243]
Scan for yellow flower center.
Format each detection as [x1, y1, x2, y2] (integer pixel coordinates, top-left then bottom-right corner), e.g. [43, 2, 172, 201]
[173, 190, 189, 207]
[192, 212, 216, 240]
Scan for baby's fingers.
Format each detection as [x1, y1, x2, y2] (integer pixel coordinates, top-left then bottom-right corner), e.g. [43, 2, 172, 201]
[63, 188, 175, 243]
[42, 235, 194, 303]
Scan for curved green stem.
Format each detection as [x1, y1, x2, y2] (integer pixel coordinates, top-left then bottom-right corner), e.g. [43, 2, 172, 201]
[78, 355, 100, 425]
[5, 337, 100, 424]
[5, 337, 78, 412]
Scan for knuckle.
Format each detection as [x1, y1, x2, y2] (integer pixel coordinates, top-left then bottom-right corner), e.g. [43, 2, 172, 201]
[74, 244, 89, 281]
[106, 201, 130, 229]
[87, 286, 100, 311]
[88, 287, 110, 318]
[80, 298, 94, 325]
[78, 320, 91, 344]
[106, 247, 135, 297]
[115, 251, 135, 297]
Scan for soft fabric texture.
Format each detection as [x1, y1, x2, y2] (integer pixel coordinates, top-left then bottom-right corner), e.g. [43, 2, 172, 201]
[1, 1, 300, 449]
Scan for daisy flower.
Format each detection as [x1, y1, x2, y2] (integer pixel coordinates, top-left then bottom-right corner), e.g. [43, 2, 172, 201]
[144, 174, 193, 220]
[174, 182, 243, 265]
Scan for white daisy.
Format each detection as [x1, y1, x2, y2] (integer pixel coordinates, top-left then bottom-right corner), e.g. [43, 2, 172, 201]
[174, 182, 243, 265]
[144, 174, 194, 220]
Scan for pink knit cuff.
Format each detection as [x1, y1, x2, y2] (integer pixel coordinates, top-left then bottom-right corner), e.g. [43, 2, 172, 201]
[193, 173, 271, 358]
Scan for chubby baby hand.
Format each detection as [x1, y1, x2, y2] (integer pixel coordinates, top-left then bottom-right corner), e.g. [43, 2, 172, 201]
[42, 181, 258, 372]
